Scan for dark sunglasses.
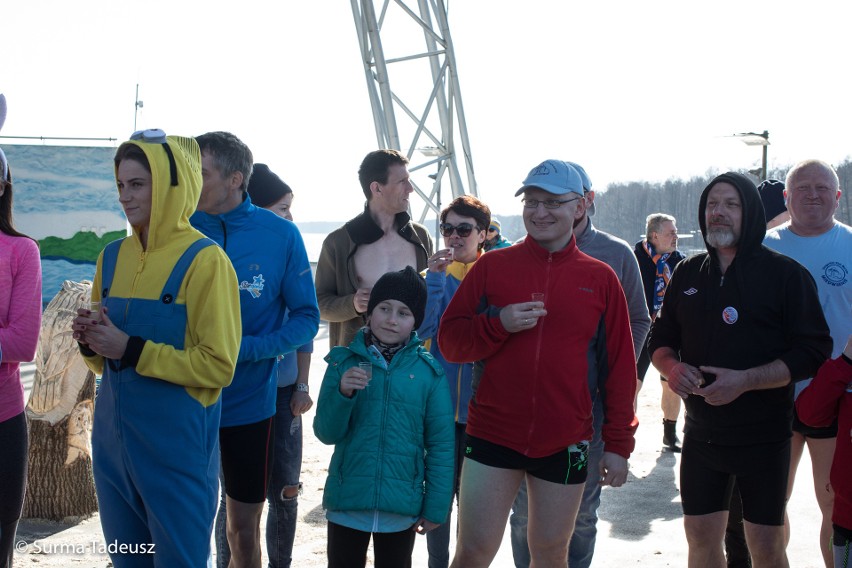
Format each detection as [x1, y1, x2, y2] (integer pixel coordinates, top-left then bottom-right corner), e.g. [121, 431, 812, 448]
[439, 223, 476, 237]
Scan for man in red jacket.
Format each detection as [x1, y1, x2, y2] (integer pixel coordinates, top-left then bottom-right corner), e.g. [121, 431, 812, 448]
[438, 159, 638, 568]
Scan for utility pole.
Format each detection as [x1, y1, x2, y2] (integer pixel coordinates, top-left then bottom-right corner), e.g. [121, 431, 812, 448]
[733, 130, 770, 180]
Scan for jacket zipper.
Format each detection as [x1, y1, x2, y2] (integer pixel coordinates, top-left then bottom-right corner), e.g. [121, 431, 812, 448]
[526, 253, 552, 453]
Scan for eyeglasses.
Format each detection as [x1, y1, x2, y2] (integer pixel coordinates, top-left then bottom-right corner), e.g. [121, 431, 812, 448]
[522, 197, 582, 210]
[440, 223, 476, 237]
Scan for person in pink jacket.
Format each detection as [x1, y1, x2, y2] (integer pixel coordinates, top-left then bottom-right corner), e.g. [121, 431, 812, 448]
[796, 335, 852, 568]
[0, 105, 43, 567]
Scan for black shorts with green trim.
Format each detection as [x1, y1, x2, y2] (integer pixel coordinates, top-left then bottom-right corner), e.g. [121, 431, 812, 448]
[464, 434, 588, 485]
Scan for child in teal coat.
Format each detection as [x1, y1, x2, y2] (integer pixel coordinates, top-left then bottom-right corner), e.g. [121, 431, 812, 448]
[314, 266, 455, 568]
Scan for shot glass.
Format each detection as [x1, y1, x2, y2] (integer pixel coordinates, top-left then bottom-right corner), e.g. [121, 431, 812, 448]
[358, 362, 373, 385]
[89, 301, 103, 323]
[531, 292, 545, 305]
[445, 247, 455, 262]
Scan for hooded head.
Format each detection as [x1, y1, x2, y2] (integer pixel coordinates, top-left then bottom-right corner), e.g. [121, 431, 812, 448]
[756, 179, 786, 222]
[114, 129, 202, 250]
[698, 172, 765, 258]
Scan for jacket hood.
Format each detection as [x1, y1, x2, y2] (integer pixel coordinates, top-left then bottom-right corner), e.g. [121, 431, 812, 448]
[698, 172, 766, 259]
[116, 135, 203, 251]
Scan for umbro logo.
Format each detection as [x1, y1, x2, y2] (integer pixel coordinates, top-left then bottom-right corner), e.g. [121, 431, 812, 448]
[684, 288, 698, 295]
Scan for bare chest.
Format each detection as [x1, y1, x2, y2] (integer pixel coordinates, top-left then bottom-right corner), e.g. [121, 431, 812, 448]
[352, 234, 419, 288]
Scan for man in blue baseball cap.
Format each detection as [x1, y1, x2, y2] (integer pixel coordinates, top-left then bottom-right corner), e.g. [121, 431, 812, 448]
[439, 159, 638, 568]
[509, 159, 650, 568]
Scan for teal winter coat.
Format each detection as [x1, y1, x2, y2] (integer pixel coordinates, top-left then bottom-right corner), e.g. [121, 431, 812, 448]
[314, 329, 455, 524]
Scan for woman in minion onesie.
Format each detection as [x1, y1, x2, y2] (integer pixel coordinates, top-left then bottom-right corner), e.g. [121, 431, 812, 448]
[72, 129, 242, 567]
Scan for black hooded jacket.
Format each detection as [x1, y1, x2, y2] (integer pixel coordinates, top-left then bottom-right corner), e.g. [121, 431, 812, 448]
[648, 172, 832, 445]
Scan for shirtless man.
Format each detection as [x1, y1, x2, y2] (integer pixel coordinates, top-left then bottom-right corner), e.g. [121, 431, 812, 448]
[315, 149, 433, 348]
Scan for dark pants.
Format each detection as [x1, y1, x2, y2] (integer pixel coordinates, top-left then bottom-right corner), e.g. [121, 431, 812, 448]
[725, 481, 751, 567]
[425, 422, 466, 568]
[0, 411, 28, 568]
[327, 521, 416, 568]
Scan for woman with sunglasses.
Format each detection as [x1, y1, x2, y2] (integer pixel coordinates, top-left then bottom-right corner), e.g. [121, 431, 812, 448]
[419, 195, 491, 568]
[0, 94, 43, 568]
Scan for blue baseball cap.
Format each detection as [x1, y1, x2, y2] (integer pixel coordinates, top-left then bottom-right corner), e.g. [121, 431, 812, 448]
[515, 159, 584, 197]
[564, 161, 594, 215]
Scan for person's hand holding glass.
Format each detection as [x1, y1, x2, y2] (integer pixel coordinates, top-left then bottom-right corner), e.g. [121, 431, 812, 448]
[499, 293, 548, 333]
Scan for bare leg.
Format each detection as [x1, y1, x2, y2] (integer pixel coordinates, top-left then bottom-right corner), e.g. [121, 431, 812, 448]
[744, 521, 789, 568]
[684, 511, 728, 568]
[526, 475, 584, 568]
[806, 437, 837, 567]
[661, 380, 682, 421]
[226, 497, 265, 568]
[450, 459, 524, 568]
[783, 433, 806, 547]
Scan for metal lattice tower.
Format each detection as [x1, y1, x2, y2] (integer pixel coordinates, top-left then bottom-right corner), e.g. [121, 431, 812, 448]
[350, 0, 477, 228]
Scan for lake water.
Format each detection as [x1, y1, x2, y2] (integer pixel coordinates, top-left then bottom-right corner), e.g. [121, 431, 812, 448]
[40, 232, 330, 306]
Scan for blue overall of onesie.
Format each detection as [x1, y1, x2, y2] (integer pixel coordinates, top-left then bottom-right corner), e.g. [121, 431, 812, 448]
[92, 238, 220, 567]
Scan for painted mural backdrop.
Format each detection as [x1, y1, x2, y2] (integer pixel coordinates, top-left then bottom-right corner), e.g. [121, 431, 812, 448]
[5, 144, 126, 306]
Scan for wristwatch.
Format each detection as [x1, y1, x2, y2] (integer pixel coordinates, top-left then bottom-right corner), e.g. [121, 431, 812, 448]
[295, 383, 309, 393]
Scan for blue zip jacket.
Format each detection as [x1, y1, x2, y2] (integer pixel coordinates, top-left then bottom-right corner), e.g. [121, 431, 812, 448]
[191, 194, 320, 427]
[419, 259, 479, 423]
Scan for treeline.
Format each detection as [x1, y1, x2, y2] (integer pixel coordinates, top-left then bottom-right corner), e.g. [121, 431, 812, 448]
[496, 160, 852, 255]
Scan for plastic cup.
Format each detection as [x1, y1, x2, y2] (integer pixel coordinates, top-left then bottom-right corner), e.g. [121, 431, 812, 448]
[358, 362, 373, 385]
[531, 293, 545, 305]
[446, 247, 454, 261]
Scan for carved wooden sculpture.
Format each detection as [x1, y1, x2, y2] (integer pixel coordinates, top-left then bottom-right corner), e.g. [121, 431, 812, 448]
[24, 280, 98, 520]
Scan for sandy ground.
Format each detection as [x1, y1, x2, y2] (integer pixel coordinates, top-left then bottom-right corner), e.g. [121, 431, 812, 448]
[14, 322, 826, 567]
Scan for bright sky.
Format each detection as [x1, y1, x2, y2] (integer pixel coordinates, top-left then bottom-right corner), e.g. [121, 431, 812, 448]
[4, 1, 852, 223]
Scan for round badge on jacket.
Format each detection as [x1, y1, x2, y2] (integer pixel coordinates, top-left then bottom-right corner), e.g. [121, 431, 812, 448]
[722, 306, 738, 325]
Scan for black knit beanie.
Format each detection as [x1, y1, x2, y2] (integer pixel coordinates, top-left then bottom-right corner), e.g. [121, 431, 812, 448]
[367, 266, 427, 330]
[247, 163, 291, 207]
[757, 179, 786, 221]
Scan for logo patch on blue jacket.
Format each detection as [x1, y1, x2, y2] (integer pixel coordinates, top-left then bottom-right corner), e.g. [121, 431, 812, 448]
[240, 274, 265, 299]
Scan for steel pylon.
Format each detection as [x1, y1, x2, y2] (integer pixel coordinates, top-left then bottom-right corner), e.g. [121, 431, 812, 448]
[350, 0, 478, 229]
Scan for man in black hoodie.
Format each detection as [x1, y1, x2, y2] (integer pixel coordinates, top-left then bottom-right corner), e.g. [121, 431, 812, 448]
[648, 172, 831, 568]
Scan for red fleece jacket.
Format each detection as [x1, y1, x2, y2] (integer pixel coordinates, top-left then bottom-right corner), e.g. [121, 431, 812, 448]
[438, 236, 637, 459]
[796, 354, 852, 531]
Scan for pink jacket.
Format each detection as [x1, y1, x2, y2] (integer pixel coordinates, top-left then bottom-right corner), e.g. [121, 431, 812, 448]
[0, 232, 42, 423]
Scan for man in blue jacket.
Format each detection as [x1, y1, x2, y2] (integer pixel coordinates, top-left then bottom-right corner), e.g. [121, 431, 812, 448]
[191, 131, 320, 568]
